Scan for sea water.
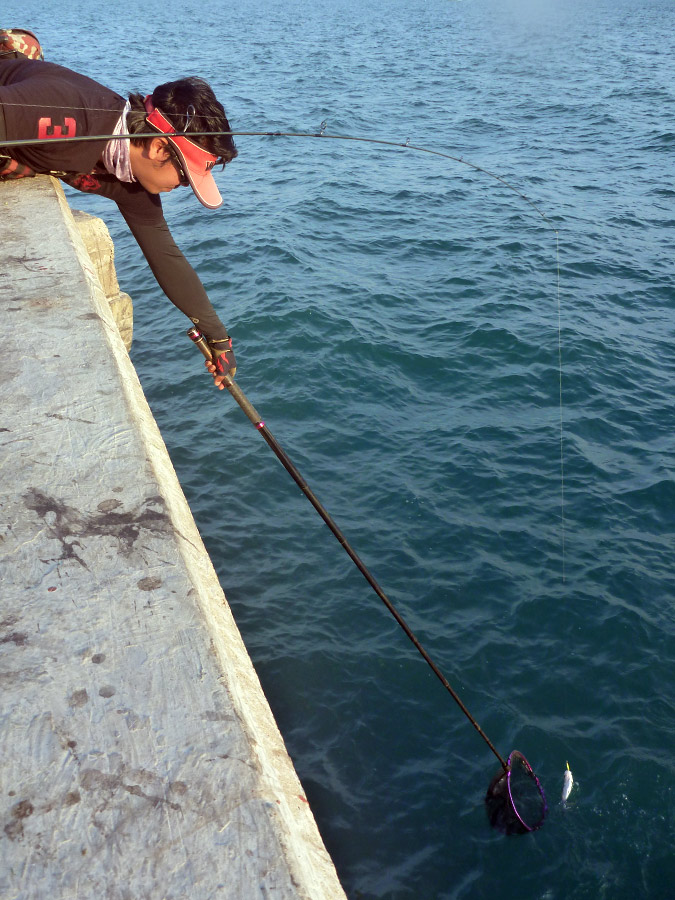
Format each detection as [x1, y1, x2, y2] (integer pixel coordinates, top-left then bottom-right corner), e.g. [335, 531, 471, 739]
[10, 0, 674, 896]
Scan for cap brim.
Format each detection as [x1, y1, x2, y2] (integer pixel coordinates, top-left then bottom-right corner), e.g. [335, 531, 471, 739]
[170, 141, 222, 210]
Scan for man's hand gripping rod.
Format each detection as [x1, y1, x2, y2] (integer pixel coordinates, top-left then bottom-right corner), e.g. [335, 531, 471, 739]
[186, 326, 508, 770]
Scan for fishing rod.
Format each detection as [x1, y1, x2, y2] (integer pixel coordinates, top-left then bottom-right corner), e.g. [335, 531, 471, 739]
[0, 126, 558, 230]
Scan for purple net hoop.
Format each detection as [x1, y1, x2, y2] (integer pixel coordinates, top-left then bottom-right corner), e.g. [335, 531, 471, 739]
[485, 750, 547, 835]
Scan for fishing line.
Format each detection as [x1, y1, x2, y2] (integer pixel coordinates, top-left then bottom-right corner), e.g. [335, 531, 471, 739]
[0, 124, 556, 228]
[556, 233, 566, 581]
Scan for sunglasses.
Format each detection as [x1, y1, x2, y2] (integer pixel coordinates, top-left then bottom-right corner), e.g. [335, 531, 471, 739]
[166, 141, 190, 187]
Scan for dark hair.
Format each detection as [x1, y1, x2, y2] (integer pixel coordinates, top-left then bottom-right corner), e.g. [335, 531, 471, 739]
[128, 76, 237, 166]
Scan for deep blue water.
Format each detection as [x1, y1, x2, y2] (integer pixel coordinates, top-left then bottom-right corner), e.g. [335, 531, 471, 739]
[11, 0, 675, 896]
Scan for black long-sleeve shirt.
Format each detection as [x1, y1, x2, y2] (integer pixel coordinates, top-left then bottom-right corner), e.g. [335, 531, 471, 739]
[0, 57, 229, 341]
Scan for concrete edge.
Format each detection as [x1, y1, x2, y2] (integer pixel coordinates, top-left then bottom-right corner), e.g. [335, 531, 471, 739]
[50, 177, 346, 899]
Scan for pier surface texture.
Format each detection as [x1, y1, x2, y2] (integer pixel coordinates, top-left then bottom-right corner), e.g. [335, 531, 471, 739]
[0, 176, 346, 900]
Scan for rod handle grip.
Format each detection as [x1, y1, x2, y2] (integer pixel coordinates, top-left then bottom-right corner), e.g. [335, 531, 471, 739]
[187, 326, 213, 361]
[186, 327, 263, 424]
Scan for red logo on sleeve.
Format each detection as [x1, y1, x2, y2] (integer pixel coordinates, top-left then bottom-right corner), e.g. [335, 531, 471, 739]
[71, 173, 100, 192]
[38, 117, 77, 139]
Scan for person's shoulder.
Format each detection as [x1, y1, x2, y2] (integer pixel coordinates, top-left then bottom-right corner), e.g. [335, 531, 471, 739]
[1, 57, 123, 105]
[0, 55, 43, 85]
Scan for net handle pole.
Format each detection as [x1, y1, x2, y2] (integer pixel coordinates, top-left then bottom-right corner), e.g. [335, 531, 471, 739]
[187, 327, 508, 771]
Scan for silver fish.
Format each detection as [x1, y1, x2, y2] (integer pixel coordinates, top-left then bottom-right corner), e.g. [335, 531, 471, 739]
[562, 761, 574, 803]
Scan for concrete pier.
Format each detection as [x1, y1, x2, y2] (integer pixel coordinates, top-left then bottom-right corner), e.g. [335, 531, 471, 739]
[0, 176, 347, 900]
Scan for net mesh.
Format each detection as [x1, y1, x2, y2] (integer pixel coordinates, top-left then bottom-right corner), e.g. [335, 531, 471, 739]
[485, 750, 547, 835]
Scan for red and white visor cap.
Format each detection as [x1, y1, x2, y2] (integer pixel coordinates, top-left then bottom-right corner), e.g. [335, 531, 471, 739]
[144, 95, 222, 209]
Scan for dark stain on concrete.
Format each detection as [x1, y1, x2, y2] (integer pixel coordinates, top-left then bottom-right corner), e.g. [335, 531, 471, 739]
[97, 499, 123, 513]
[69, 689, 89, 708]
[46, 412, 96, 425]
[4, 799, 34, 841]
[123, 783, 181, 809]
[23, 489, 172, 569]
[80, 768, 181, 811]
[11, 800, 34, 820]
[3, 788, 85, 841]
[137, 576, 162, 591]
[98, 685, 116, 698]
[169, 781, 188, 796]
[203, 710, 235, 723]
[4, 820, 23, 841]
[91, 653, 106, 664]
[0, 632, 27, 647]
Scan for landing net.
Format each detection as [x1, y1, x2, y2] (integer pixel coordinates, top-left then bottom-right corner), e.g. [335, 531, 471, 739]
[485, 750, 547, 835]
